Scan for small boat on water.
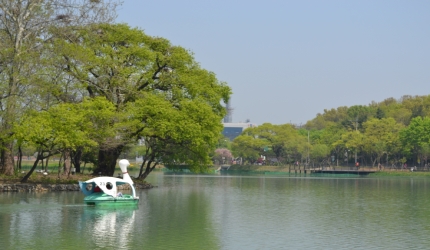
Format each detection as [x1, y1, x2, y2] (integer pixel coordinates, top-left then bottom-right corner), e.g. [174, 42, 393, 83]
[79, 159, 139, 206]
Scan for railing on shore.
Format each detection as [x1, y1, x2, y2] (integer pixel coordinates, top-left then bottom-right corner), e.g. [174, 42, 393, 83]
[283, 165, 379, 174]
[226, 164, 430, 175]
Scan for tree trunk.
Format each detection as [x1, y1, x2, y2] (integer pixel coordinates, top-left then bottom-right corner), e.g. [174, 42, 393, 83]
[139, 159, 158, 180]
[95, 146, 123, 176]
[72, 148, 83, 173]
[138, 146, 151, 177]
[82, 162, 87, 174]
[21, 154, 43, 183]
[1, 142, 15, 175]
[17, 146, 23, 171]
[57, 154, 64, 178]
[63, 150, 71, 176]
[138, 158, 148, 178]
[45, 157, 49, 172]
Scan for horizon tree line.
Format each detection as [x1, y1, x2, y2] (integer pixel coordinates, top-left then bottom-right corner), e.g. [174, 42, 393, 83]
[230, 95, 430, 169]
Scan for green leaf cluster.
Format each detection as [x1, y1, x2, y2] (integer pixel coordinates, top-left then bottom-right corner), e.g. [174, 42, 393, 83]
[14, 97, 115, 156]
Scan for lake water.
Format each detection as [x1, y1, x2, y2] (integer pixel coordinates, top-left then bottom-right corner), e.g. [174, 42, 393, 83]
[1, 172, 430, 250]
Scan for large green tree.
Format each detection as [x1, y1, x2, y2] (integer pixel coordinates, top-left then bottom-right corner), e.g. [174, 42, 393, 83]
[0, 0, 121, 175]
[231, 133, 263, 164]
[319, 124, 347, 166]
[362, 118, 403, 166]
[53, 23, 231, 177]
[400, 116, 430, 165]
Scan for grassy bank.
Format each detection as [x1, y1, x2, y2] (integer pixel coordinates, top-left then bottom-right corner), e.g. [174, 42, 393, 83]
[0, 172, 151, 185]
[369, 171, 430, 177]
[0, 172, 86, 184]
[227, 164, 430, 177]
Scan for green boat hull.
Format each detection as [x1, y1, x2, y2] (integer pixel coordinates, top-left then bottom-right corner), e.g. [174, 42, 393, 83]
[84, 193, 139, 206]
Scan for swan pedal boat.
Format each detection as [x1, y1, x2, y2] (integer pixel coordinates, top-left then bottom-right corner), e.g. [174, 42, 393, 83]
[79, 159, 139, 206]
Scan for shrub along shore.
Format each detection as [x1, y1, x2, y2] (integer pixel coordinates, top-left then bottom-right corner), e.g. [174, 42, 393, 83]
[0, 173, 154, 192]
[0, 182, 154, 192]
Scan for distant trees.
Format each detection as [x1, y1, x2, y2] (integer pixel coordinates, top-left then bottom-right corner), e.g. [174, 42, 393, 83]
[232, 95, 430, 168]
[232, 123, 308, 165]
[362, 118, 403, 166]
[306, 95, 430, 130]
[400, 117, 430, 165]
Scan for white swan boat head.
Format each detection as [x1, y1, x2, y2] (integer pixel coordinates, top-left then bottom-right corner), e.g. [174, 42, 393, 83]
[79, 159, 139, 205]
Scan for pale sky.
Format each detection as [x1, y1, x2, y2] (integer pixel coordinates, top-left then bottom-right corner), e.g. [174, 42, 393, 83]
[117, 0, 430, 125]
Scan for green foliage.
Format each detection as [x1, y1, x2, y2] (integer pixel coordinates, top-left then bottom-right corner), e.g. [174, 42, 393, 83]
[232, 123, 307, 164]
[14, 97, 115, 157]
[310, 144, 330, 162]
[216, 136, 231, 149]
[362, 118, 403, 165]
[50, 23, 231, 177]
[230, 96, 430, 168]
[231, 133, 262, 164]
[305, 95, 430, 130]
[376, 107, 385, 119]
[399, 117, 430, 157]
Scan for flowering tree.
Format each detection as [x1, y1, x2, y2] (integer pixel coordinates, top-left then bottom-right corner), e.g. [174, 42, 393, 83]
[213, 148, 233, 165]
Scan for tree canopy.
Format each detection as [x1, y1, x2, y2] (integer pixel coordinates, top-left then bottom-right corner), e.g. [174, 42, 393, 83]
[232, 123, 307, 165]
[0, 0, 122, 176]
[0, 3, 231, 180]
[51, 23, 230, 177]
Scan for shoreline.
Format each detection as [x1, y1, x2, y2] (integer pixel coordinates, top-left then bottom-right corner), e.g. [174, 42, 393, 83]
[2, 166, 429, 192]
[0, 182, 155, 192]
[0, 172, 155, 192]
[225, 165, 430, 176]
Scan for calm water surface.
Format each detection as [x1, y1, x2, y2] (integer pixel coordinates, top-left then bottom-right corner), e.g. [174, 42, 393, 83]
[1, 172, 430, 250]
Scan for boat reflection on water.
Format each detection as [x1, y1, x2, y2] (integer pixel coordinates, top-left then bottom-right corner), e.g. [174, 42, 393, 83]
[83, 205, 138, 248]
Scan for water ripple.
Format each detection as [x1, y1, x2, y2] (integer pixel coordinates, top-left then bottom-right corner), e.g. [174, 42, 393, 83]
[1, 175, 430, 249]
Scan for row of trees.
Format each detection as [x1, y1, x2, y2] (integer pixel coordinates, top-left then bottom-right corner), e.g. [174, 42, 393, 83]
[0, 1, 231, 181]
[231, 95, 430, 168]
